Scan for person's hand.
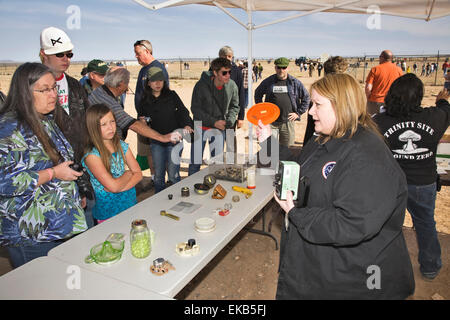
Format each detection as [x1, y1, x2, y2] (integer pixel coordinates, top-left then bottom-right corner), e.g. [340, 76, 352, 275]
[274, 190, 295, 214]
[273, 190, 295, 213]
[170, 131, 182, 143]
[160, 131, 181, 143]
[255, 119, 271, 143]
[54, 161, 83, 181]
[183, 126, 194, 135]
[103, 170, 132, 192]
[214, 120, 226, 130]
[436, 89, 450, 103]
[288, 112, 299, 121]
[80, 196, 87, 209]
[237, 120, 244, 129]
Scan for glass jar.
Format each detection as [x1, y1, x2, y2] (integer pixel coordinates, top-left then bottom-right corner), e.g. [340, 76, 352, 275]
[130, 219, 151, 259]
[247, 166, 256, 189]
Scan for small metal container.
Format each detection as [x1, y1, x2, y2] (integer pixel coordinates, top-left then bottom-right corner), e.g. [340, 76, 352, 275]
[194, 183, 210, 195]
[181, 187, 190, 197]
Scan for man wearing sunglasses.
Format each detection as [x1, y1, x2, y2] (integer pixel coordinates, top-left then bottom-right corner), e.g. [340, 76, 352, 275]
[255, 57, 310, 147]
[80, 59, 109, 96]
[39, 26, 95, 228]
[188, 57, 240, 175]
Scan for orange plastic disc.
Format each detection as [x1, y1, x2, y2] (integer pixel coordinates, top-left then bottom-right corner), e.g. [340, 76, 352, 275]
[246, 102, 280, 125]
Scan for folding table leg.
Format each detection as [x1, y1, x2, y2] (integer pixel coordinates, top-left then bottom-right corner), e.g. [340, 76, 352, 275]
[246, 201, 279, 250]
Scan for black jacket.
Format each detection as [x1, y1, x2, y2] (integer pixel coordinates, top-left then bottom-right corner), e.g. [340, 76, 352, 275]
[230, 63, 245, 120]
[0, 91, 5, 109]
[374, 99, 450, 185]
[54, 74, 93, 199]
[263, 127, 415, 299]
[138, 88, 193, 145]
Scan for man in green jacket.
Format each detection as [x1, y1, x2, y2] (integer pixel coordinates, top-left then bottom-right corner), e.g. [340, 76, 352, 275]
[188, 57, 240, 175]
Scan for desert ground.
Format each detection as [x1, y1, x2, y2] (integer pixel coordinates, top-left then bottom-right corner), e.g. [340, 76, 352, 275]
[0, 58, 449, 299]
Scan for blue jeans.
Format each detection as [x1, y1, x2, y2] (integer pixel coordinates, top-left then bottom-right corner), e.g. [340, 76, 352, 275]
[6, 240, 64, 269]
[151, 142, 182, 193]
[188, 127, 226, 176]
[84, 197, 95, 229]
[407, 183, 442, 274]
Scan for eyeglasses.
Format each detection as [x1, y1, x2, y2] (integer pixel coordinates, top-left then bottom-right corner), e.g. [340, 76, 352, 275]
[55, 52, 74, 58]
[276, 66, 287, 70]
[221, 70, 231, 76]
[34, 85, 57, 94]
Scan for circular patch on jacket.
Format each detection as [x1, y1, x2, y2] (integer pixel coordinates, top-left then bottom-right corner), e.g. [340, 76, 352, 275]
[322, 161, 336, 179]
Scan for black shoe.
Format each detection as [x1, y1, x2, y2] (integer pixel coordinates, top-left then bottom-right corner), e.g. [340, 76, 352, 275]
[421, 270, 440, 281]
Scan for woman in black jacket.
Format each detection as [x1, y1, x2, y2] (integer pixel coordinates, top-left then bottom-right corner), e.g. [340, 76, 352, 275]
[137, 67, 193, 193]
[257, 73, 415, 299]
[374, 74, 450, 280]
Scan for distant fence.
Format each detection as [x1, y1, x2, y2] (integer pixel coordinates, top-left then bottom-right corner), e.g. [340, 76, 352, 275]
[2, 52, 449, 85]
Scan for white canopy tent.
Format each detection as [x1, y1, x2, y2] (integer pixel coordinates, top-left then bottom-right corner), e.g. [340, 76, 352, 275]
[133, 0, 450, 152]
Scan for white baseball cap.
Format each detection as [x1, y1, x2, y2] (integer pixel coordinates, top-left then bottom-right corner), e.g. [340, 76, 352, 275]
[40, 27, 74, 55]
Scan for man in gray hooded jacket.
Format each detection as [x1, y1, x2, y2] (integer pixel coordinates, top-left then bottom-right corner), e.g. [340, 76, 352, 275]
[188, 57, 240, 175]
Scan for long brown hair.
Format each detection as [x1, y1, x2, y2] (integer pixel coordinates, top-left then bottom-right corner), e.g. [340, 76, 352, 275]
[310, 73, 381, 143]
[85, 104, 126, 172]
[0, 62, 63, 164]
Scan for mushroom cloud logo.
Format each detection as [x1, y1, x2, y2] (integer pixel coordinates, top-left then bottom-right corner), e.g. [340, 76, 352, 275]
[394, 129, 429, 154]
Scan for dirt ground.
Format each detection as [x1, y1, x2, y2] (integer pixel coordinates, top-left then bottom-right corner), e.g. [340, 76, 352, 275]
[0, 58, 449, 299]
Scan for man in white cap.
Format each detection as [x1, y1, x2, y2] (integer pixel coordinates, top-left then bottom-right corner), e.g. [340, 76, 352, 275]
[39, 26, 95, 228]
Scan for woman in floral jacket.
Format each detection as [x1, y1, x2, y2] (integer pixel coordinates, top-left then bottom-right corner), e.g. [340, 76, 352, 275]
[0, 63, 87, 268]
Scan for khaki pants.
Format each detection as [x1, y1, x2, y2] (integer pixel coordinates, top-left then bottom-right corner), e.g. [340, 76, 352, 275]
[271, 121, 295, 147]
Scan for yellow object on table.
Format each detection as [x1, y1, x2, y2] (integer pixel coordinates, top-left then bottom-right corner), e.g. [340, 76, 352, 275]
[232, 186, 253, 198]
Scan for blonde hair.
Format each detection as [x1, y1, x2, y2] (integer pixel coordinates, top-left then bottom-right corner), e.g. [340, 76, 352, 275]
[85, 104, 126, 173]
[311, 73, 380, 143]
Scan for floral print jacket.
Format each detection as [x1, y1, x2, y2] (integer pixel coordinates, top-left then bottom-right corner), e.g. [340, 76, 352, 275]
[0, 110, 87, 247]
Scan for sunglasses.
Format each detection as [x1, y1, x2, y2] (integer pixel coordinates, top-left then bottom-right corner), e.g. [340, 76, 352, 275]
[221, 70, 231, 76]
[134, 40, 152, 52]
[276, 66, 287, 70]
[55, 52, 74, 58]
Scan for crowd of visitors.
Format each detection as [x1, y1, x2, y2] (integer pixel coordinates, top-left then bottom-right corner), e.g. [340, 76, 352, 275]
[0, 25, 448, 299]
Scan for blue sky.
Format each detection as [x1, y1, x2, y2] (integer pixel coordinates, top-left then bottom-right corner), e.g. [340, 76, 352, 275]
[1, 0, 450, 62]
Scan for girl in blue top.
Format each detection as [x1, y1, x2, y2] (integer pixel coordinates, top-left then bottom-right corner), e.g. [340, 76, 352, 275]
[82, 103, 142, 223]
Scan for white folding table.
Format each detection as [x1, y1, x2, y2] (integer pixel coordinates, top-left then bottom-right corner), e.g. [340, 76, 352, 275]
[0, 256, 171, 300]
[48, 168, 275, 298]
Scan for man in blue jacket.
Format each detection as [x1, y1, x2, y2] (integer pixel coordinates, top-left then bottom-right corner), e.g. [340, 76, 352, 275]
[255, 57, 310, 147]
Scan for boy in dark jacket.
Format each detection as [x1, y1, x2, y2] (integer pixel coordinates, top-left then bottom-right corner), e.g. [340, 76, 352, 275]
[39, 26, 94, 228]
[188, 57, 240, 175]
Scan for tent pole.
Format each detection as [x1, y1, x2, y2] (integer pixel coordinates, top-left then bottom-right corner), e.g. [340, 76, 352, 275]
[247, 9, 254, 158]
[434, 50, 439, 86]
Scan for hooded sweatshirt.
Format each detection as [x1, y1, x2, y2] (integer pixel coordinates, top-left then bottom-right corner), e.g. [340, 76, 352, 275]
[190, 71, 240, 129]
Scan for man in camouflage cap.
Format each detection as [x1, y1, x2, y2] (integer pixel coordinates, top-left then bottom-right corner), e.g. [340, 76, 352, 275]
[255, 57, 310, 147]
